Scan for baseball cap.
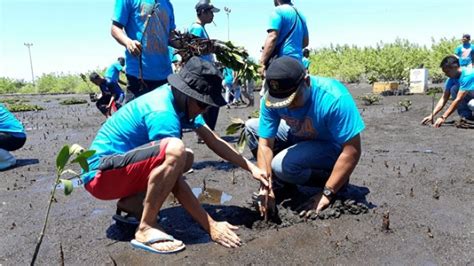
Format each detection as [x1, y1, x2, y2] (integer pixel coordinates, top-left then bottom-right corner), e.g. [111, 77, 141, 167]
[462, 33, 471, 40]
[264, 56, 306, 108]
[195, 0, 220, 13]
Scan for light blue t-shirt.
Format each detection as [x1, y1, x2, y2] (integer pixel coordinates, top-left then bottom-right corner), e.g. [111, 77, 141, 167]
[223, 67, 234, 85]
[259, 76, 365, 147]
[0, 104, 26, 137]
[83, 85, 205, 184]
[445, 67, 474, 98]
[113, 0, 176, 81]
[454, 43, 474, 67]
[104, 61, 123, 82]
[302, 57, 310, 70]
[189, 23, 214, 62]
[268, 4, 309, 62]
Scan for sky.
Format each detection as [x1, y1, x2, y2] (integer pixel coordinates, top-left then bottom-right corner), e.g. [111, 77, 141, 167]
[0, 0, 473, 81]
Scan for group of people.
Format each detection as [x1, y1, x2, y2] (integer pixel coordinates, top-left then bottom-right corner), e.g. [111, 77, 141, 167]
[1, 0, 472, 256]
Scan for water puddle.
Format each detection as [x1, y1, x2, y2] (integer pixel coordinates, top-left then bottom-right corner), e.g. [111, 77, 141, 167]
[192, 187, 232, 204]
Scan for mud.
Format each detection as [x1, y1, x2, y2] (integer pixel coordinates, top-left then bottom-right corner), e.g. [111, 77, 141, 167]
[0, 85, 472, 265]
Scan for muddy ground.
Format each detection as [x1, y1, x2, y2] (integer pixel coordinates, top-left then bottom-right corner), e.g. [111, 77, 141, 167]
[0, 84, 472, 265]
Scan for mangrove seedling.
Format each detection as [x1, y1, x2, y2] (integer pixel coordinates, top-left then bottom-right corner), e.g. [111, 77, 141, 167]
[426, 87, 443, 124]
[398, 98, 412, 112]
[59, 98, 88, 105]
[357, 93, 382, 106]
[31, 144, 95, 265]
[225, 109, 259, 153]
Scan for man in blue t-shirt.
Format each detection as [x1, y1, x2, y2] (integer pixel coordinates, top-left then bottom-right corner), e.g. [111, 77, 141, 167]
[83, 57, 267, 254]
[421, 55, 474, 127]
[245, 57, 365, 218]
[111, 0, 181, 99]
[104, 57, 127, 85]
[259, 0, 309, 75]
[454, 34, 474, 68]
[89, 72, 125, 118]
[189, 0, 220, 132]
[222, 67, 236, 108]
[302, 48, 311, 73]
[0, 104, 27, 170]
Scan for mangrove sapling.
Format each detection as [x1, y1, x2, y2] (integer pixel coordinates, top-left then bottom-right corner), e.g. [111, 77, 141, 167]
[225, 109, 260, 153]
[426, 87, 443, 124]
[398, 98, 412, 112]
[357, 93, 382, 106]
[31, 144, 95, 266]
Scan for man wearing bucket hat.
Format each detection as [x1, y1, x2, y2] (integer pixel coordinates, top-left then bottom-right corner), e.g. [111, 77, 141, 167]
[83, 57, 267, 254]
[245, 56, 365, 218]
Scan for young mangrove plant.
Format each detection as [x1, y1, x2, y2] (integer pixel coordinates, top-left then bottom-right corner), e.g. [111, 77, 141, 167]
[357, 93, 382, 106]
[398, 98, 412, 112]
[225, 109, 259, 153]
[31, 144, 95, 265]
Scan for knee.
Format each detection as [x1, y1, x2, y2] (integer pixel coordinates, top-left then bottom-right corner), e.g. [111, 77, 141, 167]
[244, 118, 259, 133]
[271, 152, 308, 185]
[183, 148, 194, 172]
[164, 138, 186, 167]
[468, 99, 474, 111]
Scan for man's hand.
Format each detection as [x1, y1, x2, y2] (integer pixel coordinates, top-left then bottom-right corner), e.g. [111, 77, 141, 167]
[126, 39, 142, 56]
[250, 165, 270, 187]
[209, 221, 241, 248]
[257, 184, 275, 218]
[297, 192, 331, 219]
[434, 116, 446, 128]
[421, 115, 434, 125]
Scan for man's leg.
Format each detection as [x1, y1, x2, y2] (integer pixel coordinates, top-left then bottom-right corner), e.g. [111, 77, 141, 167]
[271, 140, 341, 186]
[244, 118, 292, 158]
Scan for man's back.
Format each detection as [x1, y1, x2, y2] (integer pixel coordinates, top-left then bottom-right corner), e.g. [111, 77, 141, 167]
[268, 4, 308, 61]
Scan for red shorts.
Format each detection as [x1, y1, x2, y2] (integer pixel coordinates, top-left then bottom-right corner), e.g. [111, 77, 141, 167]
[85, 139, 170, 200]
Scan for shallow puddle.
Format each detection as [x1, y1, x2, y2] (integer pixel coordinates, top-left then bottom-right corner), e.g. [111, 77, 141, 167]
[192, 187, 232, 204]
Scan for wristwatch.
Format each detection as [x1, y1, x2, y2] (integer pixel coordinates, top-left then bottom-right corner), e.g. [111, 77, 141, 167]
[322, 186, 335, 199]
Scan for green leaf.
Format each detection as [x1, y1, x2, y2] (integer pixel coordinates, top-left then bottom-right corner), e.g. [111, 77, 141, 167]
[225, 123, 244, 135]
[235, 130, 247, 154]
[60, 179, 74, 196]
[71, 156, 89, 172]
[56, 145, 71, 173]
[76, 150, 96, 160]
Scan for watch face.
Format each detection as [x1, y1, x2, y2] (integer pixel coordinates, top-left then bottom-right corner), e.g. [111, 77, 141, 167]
[323, 189, 332, 196]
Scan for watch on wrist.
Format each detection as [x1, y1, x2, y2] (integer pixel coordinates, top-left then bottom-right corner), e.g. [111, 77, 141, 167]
[323, 186, 335, 199]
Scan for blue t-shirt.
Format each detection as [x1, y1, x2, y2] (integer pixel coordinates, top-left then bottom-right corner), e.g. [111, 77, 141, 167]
[454, 43, 474, 67]
[83, 85, 205, 184]
[0, 104, 26, 137]
[223, 67, 234, 85]
[99, 80, 124, 98]
[104, 61, 123, 82]
[113, 0, 176, 81]
[445, 67, 474, 98]
[259, 76, 365, 148]
[302, 57, 310, 70]
[268, 4, 308, 62]
[189, 23, 214, 62]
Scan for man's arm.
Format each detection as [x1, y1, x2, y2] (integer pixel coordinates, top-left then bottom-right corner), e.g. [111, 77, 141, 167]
[421, 90, 450, 124]
[434, 90, 469, 127]
[195, 125, 268, 185]
[259, 30, 279, 67]
[111, 21, 142, 56]
[324, 134, 362, 193]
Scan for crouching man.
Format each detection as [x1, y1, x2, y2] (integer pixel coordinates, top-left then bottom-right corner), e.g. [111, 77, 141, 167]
[89, 72, 125, 118]
[245, 56, 365, 218]
[82, 57, 267, 254]
[0, 104, 27, 170]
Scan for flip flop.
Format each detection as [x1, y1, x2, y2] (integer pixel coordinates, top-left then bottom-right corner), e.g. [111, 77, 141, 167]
[130, 229, 185, 254]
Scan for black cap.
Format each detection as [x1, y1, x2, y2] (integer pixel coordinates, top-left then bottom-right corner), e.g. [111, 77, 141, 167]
[195, 0, 220, 13]
[264, 56, 306, 108]
[462, 33, 471, 40]
[168, 56, 226, 107]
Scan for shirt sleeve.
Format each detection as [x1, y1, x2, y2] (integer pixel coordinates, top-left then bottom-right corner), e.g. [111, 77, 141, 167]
[144, 111, 181, 141]
[460, 75, 474, 91]
[112, 0, 129, 27]
[189, 24, 204, 38]
[258, 98, 281, 139]
[268, 9, 282, 32]
[326, 95, 365, 144]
